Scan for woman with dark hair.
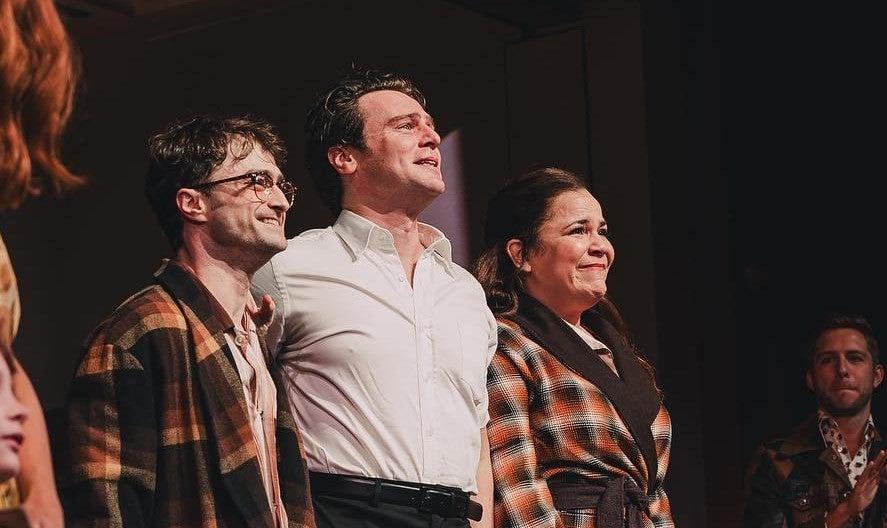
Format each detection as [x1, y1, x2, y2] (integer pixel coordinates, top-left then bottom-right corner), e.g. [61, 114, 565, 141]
[0, 0, 81, 524]
[475, 168, 673, 528]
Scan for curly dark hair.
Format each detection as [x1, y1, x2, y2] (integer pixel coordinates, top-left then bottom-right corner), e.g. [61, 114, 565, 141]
[808, 312, 881, 367]
[304, 68, 426, 213]
[145, 115, 287, 250]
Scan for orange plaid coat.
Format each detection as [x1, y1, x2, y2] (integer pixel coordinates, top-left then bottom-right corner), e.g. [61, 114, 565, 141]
[58, 261, 315, 527]
[487, 296, 674, 528]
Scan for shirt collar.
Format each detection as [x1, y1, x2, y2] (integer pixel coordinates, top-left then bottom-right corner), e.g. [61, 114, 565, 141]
[563, 319, 611, 354]
[163, 259, 256, 335]
[817, 409, 877, 444]
[333, 209, 455, 274]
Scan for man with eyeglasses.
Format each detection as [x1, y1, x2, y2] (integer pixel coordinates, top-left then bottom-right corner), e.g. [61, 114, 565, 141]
[60, 115, 315, 528]
[252, 69, 496, 528]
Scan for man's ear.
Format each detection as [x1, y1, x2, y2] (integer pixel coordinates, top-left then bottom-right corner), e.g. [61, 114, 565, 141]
[874, 364, 884, 389]
[328, 146, 358, 177]
[176, 188, 209, 224]
[505, 239, 530, 273]
[805, 370, 814, 392]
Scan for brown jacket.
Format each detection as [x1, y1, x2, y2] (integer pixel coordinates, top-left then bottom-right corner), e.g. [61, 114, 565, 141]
[743, 415, 887, 528]
[59, 261, 315, 527]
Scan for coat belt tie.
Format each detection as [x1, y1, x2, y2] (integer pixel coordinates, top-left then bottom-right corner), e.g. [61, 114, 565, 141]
[549, 475, 650, 528]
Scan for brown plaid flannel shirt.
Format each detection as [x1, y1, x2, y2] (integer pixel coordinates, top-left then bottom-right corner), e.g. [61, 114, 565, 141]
[487, 318, 673, 528]
[58, 261, 315, 527]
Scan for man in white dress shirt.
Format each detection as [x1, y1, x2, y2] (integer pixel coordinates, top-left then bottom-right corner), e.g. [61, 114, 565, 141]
[252, 69, 495, 528]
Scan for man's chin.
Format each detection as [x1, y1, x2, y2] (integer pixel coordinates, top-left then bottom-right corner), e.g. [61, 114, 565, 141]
[418, 173, 445, 195]
[253, 237, 287, 258]
[269, 239, 288, 254]
[821, 394, 871, 417]
[424, 181, 445, 197]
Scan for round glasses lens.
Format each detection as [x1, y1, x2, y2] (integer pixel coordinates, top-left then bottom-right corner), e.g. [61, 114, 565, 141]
[251, 173, 296, 205]
[252, 174, 273, 199]
[280, 181, 296, 203]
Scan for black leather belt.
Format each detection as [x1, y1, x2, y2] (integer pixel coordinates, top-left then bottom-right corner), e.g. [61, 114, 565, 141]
[309, 472, 483, 521]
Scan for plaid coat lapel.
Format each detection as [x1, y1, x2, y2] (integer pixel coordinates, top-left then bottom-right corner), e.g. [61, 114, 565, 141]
[156, 261, 315, 527]
[512, 293, 661, 484]
[155, 262, 274, 526]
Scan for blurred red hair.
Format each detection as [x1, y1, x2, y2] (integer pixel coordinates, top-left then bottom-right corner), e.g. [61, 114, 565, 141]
[0, 0, 81, 210]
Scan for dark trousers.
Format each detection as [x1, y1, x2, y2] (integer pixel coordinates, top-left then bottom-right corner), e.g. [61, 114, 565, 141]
[312, 494, 471, 528]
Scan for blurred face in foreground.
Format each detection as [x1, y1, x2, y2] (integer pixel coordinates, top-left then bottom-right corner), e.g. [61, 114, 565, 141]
[0, 354, 26, 481]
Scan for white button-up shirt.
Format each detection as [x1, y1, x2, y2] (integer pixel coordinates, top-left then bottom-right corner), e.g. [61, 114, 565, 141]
[252, 210, 497, 492]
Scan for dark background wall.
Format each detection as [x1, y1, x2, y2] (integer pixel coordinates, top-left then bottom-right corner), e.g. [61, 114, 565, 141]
[0, 0, 880, 526]
[725, 0, 884, 514]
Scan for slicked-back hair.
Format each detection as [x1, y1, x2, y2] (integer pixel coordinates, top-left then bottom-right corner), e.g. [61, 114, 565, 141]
[808, 312, 881, 367]
[0, 0, 83, 210]
[304, 68, 426, 213]
[145, 115, 287, 251]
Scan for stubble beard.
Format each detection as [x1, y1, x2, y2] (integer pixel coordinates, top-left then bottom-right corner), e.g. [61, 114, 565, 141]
[208, 222, 285, 273]
[819, 389, 872, 417]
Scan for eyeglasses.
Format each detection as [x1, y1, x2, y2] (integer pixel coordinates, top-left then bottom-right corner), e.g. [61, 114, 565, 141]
[193, 171, 297, 207]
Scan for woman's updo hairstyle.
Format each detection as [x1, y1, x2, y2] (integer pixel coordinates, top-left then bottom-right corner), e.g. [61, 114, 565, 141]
[474, 167, 659, 395]
[474, 167, 586, 316]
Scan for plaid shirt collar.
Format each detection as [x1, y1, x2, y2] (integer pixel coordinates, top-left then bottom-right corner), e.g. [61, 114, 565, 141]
[156, 259, 262, 337]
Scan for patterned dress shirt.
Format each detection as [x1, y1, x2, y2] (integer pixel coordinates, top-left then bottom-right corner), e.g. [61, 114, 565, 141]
[818, 411, 877, 526]
[817, 412, 876, 488]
